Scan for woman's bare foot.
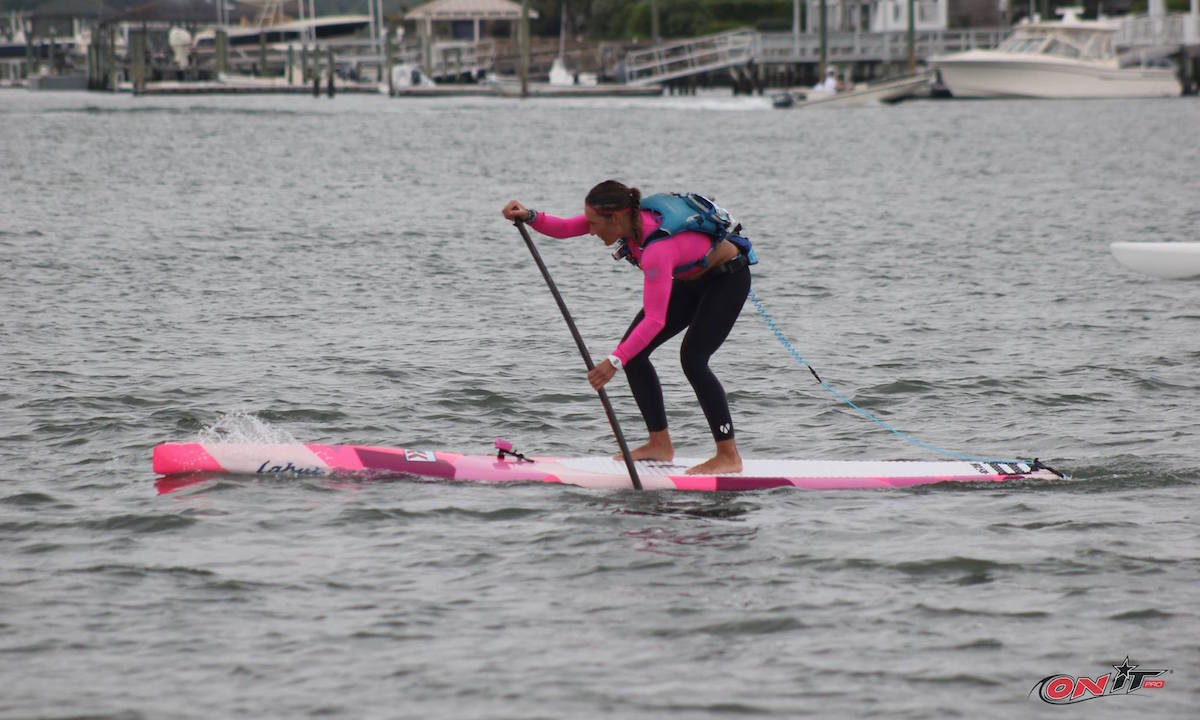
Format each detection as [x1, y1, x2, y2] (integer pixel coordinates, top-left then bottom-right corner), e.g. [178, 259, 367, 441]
[613, 430, 673, 462]
[686, 439, 742, 475]
[686, 456, 743, 475]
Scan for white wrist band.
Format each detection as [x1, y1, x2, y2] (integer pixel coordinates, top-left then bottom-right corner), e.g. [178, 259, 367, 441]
[606, 354, 623, 370]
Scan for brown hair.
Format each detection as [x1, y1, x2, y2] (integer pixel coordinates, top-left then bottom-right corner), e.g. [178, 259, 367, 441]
[586, 179, 642, 245]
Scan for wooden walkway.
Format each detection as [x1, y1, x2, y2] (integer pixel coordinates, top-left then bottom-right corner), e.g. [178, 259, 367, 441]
[623, 27, 1011, 86]
[622, 30, 757, 86]
[622, 14, 1200, 86]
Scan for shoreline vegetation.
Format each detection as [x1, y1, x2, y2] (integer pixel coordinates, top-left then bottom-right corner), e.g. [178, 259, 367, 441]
[0, 0, 816, 40]
[4, 0, 1195, 43]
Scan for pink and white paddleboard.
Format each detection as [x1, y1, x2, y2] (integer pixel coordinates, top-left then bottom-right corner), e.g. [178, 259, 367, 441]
[151, 441, 1062, 492]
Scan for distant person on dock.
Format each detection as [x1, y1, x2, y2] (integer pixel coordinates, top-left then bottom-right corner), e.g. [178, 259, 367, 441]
[502, 180, 756, 475]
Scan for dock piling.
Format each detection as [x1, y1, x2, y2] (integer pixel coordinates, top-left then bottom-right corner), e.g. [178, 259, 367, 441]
[131, 29, 146, 95]
[519, 0, 530, 97]
[906, 0, 916, 74]
[313, 47, 320, 97]
[215, 30, 228, 75]
[87, 41, 96, 89]
[25, 31, 36, 79]
[385, 22, 395, 96]
[108, 28, 117, 91]
[327, 46, 334, 97]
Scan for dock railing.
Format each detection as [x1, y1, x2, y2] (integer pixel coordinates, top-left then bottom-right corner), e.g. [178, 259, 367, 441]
[622, 27, 1011, 85]
[755, 27, 1009, 64]
[1116, 12, 1197, 47]
[623, 29, 756, 86]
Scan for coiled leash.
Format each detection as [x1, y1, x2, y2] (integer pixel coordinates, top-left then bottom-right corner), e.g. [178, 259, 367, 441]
[748, 288, 1040, 467]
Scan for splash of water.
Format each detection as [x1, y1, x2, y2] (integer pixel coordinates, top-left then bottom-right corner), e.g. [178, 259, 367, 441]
[195, 411, 298, 445]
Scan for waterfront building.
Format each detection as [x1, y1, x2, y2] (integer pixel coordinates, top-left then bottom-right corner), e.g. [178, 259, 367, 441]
[402, 0, 536, 80]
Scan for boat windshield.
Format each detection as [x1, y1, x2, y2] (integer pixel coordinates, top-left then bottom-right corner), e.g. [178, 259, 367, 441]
[996, 27, 1114, 61]
[997, 34, 1049, 53]
[1043, 38, 1081, 59]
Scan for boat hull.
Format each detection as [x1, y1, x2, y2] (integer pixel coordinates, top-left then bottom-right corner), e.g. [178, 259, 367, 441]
[1111, 242, 1200, 279]
[811, 76, 929, 106]
[775, 73, 931, 109]
[152, 442, 1061, 492]
[931, 52, 1181, 98]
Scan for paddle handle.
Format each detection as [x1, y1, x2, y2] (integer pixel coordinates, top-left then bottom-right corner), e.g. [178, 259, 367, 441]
[513, 220, 643, 491]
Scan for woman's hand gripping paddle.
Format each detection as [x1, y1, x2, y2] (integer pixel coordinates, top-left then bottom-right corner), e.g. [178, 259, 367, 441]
[512, 220, 643, 491]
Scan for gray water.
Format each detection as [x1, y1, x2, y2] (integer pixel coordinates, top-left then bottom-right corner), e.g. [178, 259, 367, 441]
[1, 90, 1197, 719]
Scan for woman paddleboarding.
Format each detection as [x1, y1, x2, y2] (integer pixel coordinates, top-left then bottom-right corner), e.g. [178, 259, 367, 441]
[503, 180, 755, 475]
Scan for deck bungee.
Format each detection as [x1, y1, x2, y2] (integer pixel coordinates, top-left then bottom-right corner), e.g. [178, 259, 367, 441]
[151, 440, 1062, 492]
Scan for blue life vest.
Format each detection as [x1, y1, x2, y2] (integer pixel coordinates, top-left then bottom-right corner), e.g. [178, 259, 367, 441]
[613, 192, 758, 275]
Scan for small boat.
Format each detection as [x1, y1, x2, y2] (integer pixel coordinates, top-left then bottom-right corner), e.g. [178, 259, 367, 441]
[0, 36, 81, 60]
[1110, 242, 1200, 279]
[770, 91, 798, 108]
[152, 440, 1063, 492]
[774, 72, 931, 109]
[548, 56, 597, 87]
[192, 15, 371, 50]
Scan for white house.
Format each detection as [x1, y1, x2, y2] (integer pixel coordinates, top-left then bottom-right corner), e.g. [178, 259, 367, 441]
[802, 0, 950, 33]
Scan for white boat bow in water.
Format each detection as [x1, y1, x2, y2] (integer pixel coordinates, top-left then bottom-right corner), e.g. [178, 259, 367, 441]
[1111, 242, 1200, 279]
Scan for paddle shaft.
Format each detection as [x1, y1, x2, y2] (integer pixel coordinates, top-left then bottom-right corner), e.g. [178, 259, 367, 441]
[513, 221, 643, 491]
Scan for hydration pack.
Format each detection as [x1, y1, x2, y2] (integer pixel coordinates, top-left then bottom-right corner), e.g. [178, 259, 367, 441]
[613, 192, 758, 274]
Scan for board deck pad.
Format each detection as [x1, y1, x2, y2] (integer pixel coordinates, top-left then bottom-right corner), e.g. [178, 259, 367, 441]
[152, 442, 1061, 492]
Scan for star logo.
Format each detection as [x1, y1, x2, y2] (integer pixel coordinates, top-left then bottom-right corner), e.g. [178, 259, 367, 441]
[1112, 656, 1137, 691]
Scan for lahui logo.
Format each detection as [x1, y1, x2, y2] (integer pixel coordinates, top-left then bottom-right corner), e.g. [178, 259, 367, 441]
[1030, 657, 1169, 705]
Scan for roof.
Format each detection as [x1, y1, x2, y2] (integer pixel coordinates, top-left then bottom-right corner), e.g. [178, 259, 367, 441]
[29, 0, 112, 18]
[103, 0, 252, 23]
[404, 0, 537, 21]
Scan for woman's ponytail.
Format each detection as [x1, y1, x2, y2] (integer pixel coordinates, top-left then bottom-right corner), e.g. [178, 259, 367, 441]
[628, 187, 642, 245]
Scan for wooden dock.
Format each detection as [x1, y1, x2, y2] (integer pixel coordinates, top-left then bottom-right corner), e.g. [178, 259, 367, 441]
[486, 81, 664, 98]
[117, 80, 385, 95]
[109, 78, 665, 98]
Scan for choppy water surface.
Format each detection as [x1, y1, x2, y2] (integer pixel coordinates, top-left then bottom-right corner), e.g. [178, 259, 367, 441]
[1, 90, 1198, 718]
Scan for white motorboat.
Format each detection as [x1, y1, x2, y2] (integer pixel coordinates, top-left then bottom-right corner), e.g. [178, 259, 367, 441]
[772, 71, 932, 108]
[192, 15, 371, 51]
[1111, 242, 1200, 279]
[930, 7, 1181, 99]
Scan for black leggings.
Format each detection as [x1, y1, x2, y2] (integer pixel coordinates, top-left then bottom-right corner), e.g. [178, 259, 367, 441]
[620, 264, 750, 442]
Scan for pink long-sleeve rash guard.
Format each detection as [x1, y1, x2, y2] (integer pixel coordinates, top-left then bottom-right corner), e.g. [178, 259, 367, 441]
[530, 210, 713, 365]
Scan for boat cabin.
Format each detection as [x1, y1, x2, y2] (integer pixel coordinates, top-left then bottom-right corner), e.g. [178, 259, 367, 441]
[998, 9, 1119, 63]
